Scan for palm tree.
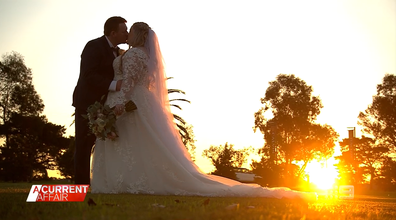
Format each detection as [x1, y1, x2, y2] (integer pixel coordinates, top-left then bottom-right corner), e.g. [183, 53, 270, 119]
[167, 77, 196, 160]
[168, 87, 191, 141]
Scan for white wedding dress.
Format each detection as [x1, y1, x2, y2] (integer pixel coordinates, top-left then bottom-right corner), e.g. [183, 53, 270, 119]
[90, 45, 316, 200]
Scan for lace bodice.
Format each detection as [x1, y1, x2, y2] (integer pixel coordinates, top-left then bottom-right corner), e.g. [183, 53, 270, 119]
[106, 48, 150, 107]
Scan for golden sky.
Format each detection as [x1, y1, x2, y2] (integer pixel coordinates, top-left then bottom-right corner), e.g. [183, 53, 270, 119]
[0, 0, 395, 173]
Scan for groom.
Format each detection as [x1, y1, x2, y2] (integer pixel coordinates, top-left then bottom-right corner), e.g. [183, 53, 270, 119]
[72, 16, 128, 184]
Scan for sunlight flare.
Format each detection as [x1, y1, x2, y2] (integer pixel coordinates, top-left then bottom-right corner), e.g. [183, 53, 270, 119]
[305, 158, 339, 190]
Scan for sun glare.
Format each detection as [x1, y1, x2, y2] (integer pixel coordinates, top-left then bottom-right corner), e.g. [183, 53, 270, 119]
[305, 158, 339, 190]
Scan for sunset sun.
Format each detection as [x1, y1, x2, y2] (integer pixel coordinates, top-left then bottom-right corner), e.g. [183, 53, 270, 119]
[305, 158, 339, 190]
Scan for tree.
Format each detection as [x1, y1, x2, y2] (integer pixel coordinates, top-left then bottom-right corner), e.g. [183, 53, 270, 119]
[202, 143, 252, 180]
[180, 124, 196, 161]
[0, 52, 44, 147]
[335, 136, 389, 189]
[251, 146, 304, 187]
[253, 74, 338, 186]
[0, 114, 70, 181]
[0, 52, 69, 182]
[56, 136, 75, 180]
[358, 74, 396, 152]
[376, 157, 396, 191]
[294, 124, 338, 178]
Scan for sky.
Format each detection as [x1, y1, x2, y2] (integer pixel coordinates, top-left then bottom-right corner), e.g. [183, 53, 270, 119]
[0, 0, 395, 175]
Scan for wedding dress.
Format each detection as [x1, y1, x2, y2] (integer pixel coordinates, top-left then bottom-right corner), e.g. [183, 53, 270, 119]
[90, 30, 316, 200]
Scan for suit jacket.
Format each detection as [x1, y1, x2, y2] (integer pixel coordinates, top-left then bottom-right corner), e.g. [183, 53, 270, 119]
[72, 35, 116, 111]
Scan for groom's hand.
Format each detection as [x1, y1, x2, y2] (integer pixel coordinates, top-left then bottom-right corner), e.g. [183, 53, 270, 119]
[116, 80, 123, 91]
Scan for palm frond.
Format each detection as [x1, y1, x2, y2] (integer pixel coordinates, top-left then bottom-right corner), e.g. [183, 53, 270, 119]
[167, 77, 195, 151]
[178, 131, 187, 140]
[168, 89, 186, 95]
[173, 114, 186, 125]
[169, 98, 191, 104]
[176, 123, 189, 139]
[70, 113, 75, 127]
[170, 104, 182, 110]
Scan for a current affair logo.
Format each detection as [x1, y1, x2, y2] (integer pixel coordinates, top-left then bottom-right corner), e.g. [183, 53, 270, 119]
[26, 185, 89, 202]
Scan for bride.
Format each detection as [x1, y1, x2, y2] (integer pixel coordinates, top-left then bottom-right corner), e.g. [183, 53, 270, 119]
[90, 22, 316, 200]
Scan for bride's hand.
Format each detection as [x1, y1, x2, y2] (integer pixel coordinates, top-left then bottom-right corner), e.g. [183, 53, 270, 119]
[114, 104, 124, 116]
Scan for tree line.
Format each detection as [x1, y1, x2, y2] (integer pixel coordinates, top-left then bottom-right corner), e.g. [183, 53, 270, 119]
[202, 73, 396, 191]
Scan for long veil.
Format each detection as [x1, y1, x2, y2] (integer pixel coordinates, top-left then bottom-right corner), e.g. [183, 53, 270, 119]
[142, 30, 202, 172]
[142, 30, 264, 186]
[145, 29, 170, 112]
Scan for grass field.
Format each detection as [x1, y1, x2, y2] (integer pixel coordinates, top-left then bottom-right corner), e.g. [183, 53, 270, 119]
[2, 181, 396, 220]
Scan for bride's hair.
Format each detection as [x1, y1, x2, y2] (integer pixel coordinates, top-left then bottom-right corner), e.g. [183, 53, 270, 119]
[129, 22, 151, 47]
[119, 22, 151, 72]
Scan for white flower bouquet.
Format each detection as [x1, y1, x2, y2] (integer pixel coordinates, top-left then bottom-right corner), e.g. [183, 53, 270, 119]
[84, 101, 118, 141]
[83, 100, 137, 141]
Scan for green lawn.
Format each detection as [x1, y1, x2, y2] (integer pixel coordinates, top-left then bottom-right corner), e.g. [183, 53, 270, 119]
[1, 181, 396, 220]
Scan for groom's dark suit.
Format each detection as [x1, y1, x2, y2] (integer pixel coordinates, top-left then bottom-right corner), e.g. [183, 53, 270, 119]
[72, 35, 117, 184]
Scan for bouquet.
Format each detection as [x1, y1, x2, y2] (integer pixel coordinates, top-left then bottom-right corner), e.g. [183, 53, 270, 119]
[83, 100, 137, 141]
